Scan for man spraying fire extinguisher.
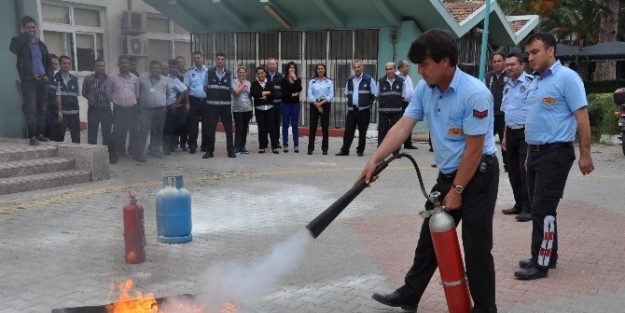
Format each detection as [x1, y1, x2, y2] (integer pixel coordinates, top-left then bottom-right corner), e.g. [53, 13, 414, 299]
[357, 28, 499, 313]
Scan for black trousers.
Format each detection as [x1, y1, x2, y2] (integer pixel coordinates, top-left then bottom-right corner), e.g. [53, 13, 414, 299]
[527, 143, 575, 267]
[308, 103, 330, 153]
[56, 113, 80, 143]
[340, 107, 370, 154]
[402, 101, 412, 146]
[255, 107, 278, 150]
[187, 96, 207, 151]
[21, 79, 47, 138]
[273, 103, 281, 145]
[494, 114, 507, 167]
[378, 111, 402, 147]
[505, 127, 529, 213]
[233, 111, 253, 150]
[205, 105, 234, 154]
[397, 155, 499, 313]
[112, 105, 139, 155]
[87, 107, 112, 145]
[44, 104, 58, 140]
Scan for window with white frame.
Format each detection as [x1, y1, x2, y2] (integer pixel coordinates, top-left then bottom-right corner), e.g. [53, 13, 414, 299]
[41, 2, 104, 72]
[142, 14, 191, 72]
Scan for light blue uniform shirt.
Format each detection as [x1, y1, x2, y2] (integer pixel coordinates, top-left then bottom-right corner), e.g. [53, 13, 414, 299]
[307, 77, 334, 103]
[167, 74, 188, 105]
[183, 65, 208, 98]
[525, 61, 587, 145]
[405, 67, 497, 174]
[344, 74, 377, 107]
[501, 71, 533, 127]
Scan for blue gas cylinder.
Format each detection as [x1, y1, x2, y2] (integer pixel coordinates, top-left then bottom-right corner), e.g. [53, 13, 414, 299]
[156, 174, 192, 243]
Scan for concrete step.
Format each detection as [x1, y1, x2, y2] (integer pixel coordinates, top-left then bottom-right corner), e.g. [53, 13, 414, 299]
[0, 170, 92, 195]
[0, 158, 75, 179]
[0, 145, 58, 162]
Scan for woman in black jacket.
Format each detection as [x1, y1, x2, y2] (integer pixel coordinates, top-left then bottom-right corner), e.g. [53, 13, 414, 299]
[280, 61, 303, 153]
[250, 66, 279, 154]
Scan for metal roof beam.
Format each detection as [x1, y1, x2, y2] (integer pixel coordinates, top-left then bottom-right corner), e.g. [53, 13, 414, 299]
[213, 0, 249, 29]
[371, 0, 400, 26]
[312, 0, 345, 28]
[261, 0, 295, 30]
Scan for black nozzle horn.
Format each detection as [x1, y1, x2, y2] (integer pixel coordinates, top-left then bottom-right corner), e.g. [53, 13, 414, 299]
[305, 161, 389, 238]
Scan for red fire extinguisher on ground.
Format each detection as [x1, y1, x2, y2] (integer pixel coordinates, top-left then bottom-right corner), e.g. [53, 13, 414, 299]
[124, 191, 146, 264]
[420, 191, 472, 313]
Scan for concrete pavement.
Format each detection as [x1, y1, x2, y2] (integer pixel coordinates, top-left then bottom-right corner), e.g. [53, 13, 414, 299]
[1, 132, 624, 313]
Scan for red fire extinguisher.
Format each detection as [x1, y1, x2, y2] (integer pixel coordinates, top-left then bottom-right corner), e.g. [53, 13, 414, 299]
[123, 191, 146, 264]
[421, 191, 472, 313]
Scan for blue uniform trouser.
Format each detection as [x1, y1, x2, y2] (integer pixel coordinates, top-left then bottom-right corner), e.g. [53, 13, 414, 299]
[398, 155, 499, 313]
[281, 103, 300, 148]
[527, 143, 575, 268]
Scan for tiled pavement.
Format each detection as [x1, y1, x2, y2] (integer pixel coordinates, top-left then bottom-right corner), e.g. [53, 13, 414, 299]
[1, 133, 624, 313]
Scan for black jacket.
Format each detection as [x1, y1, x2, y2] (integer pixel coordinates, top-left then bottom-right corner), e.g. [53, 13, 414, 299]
[484, 70, 508, 115]
[10, 33, 52, 81]
[280, 77, 302, 104]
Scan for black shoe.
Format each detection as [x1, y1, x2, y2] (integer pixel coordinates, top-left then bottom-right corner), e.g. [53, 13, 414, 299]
[357, 152, 364, 157]
[29, 137, 39, 146]
[515, 212, 532, 222]
[227, 152, 236, 158]
[201, 147, 208, 152]
[428, 147, 433, 152]
[202, 152, 214, 159]
[307, 151, 313, 155]
[371, 291, 416, 312]
[404, 144, 418, 149]
[502, 207, 522, 215]
[181, 146, 188, 152]
[189, 149, 196, 154]
[335, 151, 349, 156]
[133, 155, 147, 162]
[519, 258, 556, 269]
[35, 135, 49, 142]
[323, 151, 328, 155]
[514, 264, 548, 280]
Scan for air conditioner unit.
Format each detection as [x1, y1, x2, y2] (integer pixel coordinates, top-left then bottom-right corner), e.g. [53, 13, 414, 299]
[122, 36, 149, 57]
[122, 11, 147, 34]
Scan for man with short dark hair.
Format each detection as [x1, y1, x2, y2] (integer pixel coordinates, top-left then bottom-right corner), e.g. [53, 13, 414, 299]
[83, 59, 111, 146]
[183, 51, 209, 154]
[267, 58, 283, 148]
[514, 32, 594, 280]
[10, 15, 53, 145]
[485, 52, 508, 171]
[129, 56, 140, 77]
[107, 55, 140, 158]
[134, 60, 170, 162]
[336, 60, 376, 157]
[203, 52, 235, 158]
[500, 52, 533, 221]
[54, 55, 81, 143]
[362, 29, 498, 313]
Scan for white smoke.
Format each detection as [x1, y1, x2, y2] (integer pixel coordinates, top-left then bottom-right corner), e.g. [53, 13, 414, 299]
[189, 229, 313, 312]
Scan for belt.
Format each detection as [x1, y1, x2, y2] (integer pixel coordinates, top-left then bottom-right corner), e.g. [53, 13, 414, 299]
[441, 154, 496, 178]
[482, 153, 496, 160]
[528, 142, 573, 152]
[507, 125, 524, 130]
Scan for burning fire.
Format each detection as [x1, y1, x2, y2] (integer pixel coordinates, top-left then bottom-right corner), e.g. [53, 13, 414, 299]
[106, 279, 238, 313]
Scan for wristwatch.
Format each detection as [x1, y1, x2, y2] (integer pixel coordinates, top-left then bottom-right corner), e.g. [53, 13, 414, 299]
[453, 184, 464, 194]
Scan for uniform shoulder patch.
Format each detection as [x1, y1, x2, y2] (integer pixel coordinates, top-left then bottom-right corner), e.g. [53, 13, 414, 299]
[473, 109, 488, 118]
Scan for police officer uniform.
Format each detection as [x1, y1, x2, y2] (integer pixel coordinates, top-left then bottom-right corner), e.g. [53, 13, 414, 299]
[375, 75, 405, 150]
[337, 72, 376, 156]
[203, 67, 235, 158]
[44, 74, 60, 140]
[396, 67, 499, 312]
[514, 60, 586, 279]
[55, 71, 81, 143]
[501, 71, 534, 221]
[183, 65, 209, 154]
[269, 70, 284, 148]
[485, 69, 509, 169]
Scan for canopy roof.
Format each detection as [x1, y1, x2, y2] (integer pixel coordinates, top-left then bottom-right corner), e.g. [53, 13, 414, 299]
[556, 41, 625, 61]
[146, 0, 538, 46]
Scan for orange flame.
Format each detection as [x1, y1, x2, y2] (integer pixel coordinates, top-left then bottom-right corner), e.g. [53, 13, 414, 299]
[105, 279, 232, 313]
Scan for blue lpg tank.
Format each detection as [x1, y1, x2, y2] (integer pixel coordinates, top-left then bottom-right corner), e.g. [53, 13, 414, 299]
[156, 174, 192, 243]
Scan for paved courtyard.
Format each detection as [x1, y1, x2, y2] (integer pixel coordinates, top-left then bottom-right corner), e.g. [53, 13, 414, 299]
[1, 133, 624, 313]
